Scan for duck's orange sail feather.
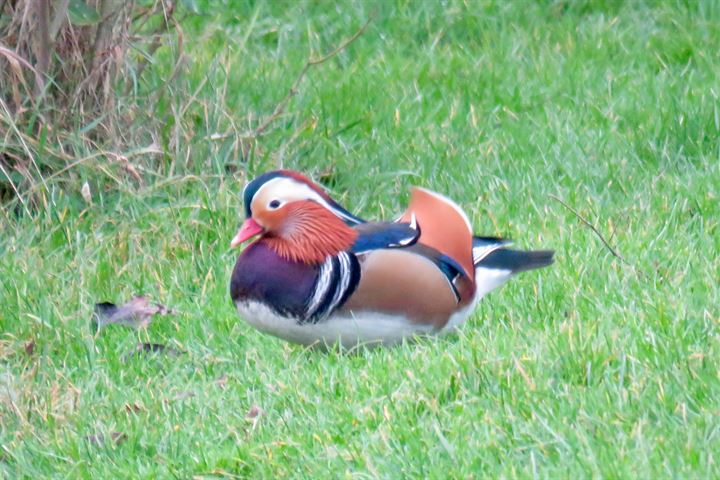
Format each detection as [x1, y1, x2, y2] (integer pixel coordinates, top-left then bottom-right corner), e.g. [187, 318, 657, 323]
[398, 187, 475, 281]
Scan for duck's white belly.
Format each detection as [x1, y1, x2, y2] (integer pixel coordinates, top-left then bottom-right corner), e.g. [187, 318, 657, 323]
[235, 266, 512, 348]
[236, 301, 438, 349]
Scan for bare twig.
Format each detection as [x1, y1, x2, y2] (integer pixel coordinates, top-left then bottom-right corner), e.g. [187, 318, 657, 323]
[148, 15, 186, 101]
[251, 16, 374, 138]
[91, 0, 122, 74]
[131, 1, 177, 83]
[549, 194, 626, 261]
[550, 194, 647, 278]
[34, 0, 51, 95]
[49, 0, 70, 40]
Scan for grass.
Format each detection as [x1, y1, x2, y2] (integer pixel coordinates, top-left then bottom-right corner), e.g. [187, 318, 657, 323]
[2, 0, 720, 477]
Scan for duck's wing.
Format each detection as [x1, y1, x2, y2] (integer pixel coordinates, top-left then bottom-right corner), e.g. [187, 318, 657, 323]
[338, 187, 478, 327]
[350, 219, 420, 253]
[340, 246, 466, 329]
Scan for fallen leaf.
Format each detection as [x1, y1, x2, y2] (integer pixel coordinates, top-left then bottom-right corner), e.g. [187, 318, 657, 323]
[246, 405, 264, 419]
[86, 431, 127, 446]
[215, 374, 228, 388]
[123, 343, 184, 360]
[92, 295, 174, 330]
[123, 402, 145, 414]
[122, 162, 143, 183]
[171, 391, 196, 401]
[81, 181, 92, 204]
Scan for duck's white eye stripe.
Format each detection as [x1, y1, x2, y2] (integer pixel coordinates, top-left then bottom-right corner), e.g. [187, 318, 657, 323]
[254, 177, 331, 211]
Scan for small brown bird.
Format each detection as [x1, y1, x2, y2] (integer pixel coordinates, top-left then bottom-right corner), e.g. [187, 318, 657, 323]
[92, 296, 172, 330]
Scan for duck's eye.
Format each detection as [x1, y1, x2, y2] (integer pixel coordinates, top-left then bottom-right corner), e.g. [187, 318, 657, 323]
[268, 199, 282, 209]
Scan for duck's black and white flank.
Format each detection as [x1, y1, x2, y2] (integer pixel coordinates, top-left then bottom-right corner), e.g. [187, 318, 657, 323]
[230, 170, 553, 348]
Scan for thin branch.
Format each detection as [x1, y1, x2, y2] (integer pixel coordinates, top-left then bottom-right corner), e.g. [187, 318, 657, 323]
[90, 0, 122, 74]
[549, 194, 626, 262]
[34, 0, 51, 95]
[251, 16, 374, 138]
[49, 0, 70, 40]
[307, 16, 373, 67]
[132, 1, 177, 83]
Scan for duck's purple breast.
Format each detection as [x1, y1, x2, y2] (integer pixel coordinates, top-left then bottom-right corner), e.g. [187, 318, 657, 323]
[230, 241, 319, 318]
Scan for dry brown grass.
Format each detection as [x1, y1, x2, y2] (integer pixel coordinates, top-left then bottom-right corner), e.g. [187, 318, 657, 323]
[0, 0, 181, 206]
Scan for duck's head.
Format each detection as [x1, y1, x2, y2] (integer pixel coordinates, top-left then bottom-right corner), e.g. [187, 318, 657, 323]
[230, 170, 363, 263]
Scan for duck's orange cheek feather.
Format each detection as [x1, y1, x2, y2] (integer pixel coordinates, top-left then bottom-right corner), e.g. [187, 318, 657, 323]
[254, 209, 287, 233]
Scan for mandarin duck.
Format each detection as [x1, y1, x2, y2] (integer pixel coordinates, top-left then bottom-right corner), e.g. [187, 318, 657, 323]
[229, 170, 553, 348]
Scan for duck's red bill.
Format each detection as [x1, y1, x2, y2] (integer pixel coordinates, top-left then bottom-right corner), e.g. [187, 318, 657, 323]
[230, 218, 264, 248]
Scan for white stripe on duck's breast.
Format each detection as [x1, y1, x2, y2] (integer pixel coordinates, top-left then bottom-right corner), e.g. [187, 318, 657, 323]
[236, 300, 435, 348]
[304, 251, 360, 323]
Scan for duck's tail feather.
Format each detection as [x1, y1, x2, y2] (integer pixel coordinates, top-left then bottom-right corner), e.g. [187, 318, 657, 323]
[477, 248, 555, 274]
